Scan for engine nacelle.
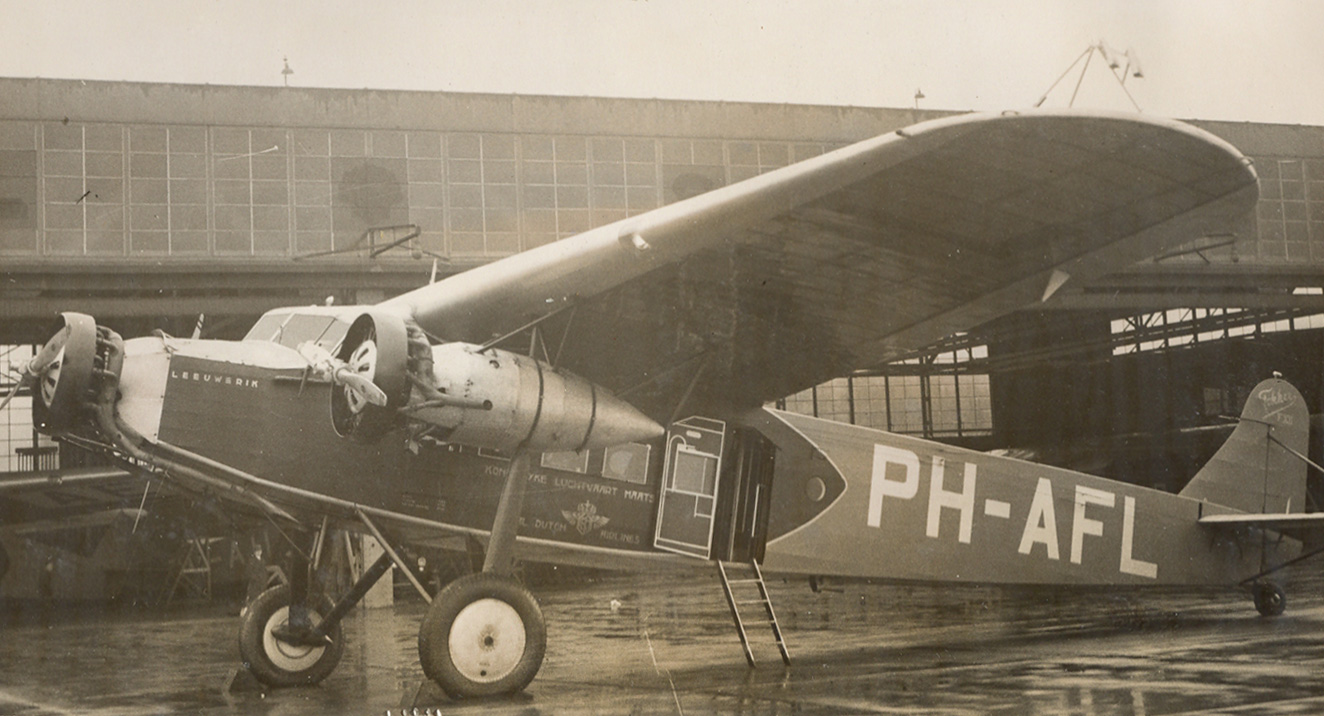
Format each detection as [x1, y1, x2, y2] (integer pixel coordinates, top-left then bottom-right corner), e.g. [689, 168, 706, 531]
[330, 310, 662, 451]
[415, 342, 663, 454]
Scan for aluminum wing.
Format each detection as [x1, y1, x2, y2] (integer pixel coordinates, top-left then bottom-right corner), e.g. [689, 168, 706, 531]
[382, 109, 1258, 420]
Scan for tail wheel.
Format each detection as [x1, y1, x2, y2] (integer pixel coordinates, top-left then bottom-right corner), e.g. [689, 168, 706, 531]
[238, 585, 345, 687]
[418, 573, 546, 699]
[31, 312, 98, 434]
[1253, 581, 1286, 617]
[330, 311, 410, 442]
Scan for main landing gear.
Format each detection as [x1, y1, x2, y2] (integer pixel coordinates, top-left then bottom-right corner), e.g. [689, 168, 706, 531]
[237, 455, 547, 700]
[416, 453, 547, 699]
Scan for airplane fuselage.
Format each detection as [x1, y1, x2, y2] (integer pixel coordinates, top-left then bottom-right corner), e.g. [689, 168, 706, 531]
[120, 335, 1290, 589]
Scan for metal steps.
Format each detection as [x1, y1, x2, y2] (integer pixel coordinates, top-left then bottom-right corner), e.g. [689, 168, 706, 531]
[716, 559, 790, 667]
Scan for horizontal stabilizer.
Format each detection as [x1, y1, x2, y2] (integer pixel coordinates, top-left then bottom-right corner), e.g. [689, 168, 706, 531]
[1198, 512, 1324, 542]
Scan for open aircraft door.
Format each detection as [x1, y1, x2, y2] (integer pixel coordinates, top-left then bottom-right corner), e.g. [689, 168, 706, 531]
[653, 417, 726, 558]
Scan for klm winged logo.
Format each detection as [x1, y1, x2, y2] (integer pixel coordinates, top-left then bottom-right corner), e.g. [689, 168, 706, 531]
[562, 501, 610, 535]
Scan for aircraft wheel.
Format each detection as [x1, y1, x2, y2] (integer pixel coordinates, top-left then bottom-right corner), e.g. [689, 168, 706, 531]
[238, 585, 344, 687]
[1253, 582, 1286, 617]
[417, 573, 546, 699]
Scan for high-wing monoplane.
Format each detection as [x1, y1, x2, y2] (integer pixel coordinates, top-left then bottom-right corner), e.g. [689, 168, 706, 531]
[11, 109, 1304, 699]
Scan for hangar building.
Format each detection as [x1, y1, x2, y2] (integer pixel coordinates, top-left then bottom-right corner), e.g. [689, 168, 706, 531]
[1, 76, 1322, 489]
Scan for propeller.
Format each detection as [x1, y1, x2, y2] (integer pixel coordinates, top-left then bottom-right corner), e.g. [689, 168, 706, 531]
[297, 342, 388, 409]
[0, 324, 72, 412]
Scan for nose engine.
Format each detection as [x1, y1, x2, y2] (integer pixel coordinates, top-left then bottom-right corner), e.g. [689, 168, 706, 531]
[12, 312, 108, 436]
[330, 311, 664, 453]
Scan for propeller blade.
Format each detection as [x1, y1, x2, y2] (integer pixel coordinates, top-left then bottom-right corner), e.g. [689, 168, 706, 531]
[29, 325, 71, 374]
[0, 376, 28, 412]
[335, 369, 388, 407]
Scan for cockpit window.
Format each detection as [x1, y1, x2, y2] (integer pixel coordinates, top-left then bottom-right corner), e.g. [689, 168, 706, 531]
[242, 311, 350, 351]
[243, 313, 288, 342]
[280, 314, 337, 348]
[316, 320, 348, 351]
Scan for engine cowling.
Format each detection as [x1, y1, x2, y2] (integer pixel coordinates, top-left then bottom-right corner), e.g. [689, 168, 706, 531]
[329, 310, 412, 442]
[31, 312, 99, 435]
[414, 342, 663, 454]
[330, 311, 663, 452]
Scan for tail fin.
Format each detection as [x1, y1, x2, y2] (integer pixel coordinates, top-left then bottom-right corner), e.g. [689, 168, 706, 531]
[1179, 377, 1309, 514]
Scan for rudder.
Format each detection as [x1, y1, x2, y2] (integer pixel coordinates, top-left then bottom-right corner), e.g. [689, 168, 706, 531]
[1179, 376, 1309, 514]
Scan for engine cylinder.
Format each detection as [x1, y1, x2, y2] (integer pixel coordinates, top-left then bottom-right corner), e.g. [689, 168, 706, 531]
[417, 343, 662, 453]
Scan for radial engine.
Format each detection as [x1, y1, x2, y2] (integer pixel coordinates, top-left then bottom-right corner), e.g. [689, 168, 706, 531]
[328, 311, 663, 453]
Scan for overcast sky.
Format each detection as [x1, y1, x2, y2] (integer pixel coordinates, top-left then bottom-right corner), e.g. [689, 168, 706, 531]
[1, 0, 1320, 125]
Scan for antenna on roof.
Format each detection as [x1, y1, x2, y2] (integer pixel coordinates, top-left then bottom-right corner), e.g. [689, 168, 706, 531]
[281, 57, 294, 87]
[1035, 42, 1143, 112]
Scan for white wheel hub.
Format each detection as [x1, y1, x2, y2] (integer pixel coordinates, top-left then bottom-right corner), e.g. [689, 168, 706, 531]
[262, 606, 327, 672]
[448, 598, 526, 683]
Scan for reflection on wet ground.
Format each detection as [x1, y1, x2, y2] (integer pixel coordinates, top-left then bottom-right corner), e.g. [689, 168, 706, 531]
[4, 569, 1324, 715]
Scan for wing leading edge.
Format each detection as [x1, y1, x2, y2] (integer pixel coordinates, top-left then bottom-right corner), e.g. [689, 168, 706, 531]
[383, 110, 1259, 420]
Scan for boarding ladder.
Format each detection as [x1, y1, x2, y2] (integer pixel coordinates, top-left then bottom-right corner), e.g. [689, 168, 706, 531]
[716, 560, 790, 667]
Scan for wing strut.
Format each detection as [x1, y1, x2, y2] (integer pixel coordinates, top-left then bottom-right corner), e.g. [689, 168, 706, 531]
[1269, 433, 1324, 511]
[356, 507, 433, 603]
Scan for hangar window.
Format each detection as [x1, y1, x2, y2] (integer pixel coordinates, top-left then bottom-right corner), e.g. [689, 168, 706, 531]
[522, 135, 590, 247]
[591, 137, 658, 227]
[0, 121, 37, 253]
[727, 140, 795, 183]
[0, 344, 60, 473]
[1111, 305, 1324, 355]
[777, 347, 992, 439]
[448, 133, 520, 256]
[1249, 156, 1324, 265]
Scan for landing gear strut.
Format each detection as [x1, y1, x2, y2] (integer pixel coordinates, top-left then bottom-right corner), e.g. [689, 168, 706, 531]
[416, 453, 547, 699]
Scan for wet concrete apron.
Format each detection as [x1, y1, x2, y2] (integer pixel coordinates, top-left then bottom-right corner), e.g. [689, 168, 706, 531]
[3, 570, 1324, 715]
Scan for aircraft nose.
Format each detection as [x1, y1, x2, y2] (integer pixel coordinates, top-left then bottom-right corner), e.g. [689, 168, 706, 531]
[28, 312, 100, 434]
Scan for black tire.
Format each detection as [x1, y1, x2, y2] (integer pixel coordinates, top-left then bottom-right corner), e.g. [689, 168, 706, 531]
[238, 585, 344, 688]
[31, 312, 97, 434]
[418, 573, 546, 699]
[330, 311, 410, 442]
[1253, 582, 1286, 617]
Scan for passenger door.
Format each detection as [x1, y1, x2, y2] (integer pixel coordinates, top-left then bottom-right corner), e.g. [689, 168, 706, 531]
[653, 417, 726, 558]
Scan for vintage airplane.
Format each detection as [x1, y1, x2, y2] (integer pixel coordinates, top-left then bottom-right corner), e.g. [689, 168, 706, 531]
[4, 108, 1296, 699]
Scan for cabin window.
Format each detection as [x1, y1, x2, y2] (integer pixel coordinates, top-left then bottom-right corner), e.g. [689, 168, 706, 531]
[601, 443, 650, 485]
[541, 451, 589, 474]
[670, 447, 717, 496]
